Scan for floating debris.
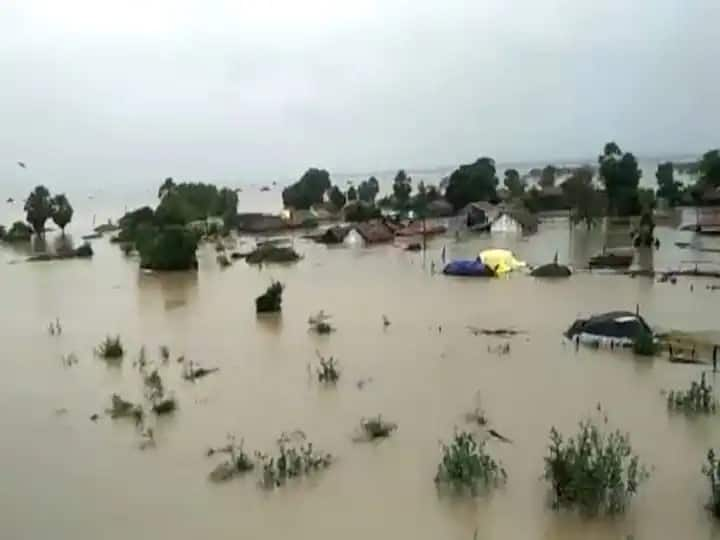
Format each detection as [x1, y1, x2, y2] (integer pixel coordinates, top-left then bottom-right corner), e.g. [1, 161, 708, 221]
[468, 327, 523, 337]
[106, 394, 143, 422]
[308, 310, 334, 334]
[354, 415, 397, 442]
[152, 397, 177, 415]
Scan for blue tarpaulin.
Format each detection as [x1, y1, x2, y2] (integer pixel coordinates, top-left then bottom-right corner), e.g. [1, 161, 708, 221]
[443, 259, 494, 277]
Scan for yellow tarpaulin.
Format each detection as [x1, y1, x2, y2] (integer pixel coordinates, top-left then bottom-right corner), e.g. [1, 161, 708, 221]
[479, 249, 526, 275]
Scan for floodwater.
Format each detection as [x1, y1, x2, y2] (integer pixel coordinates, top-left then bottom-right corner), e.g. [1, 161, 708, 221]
[2, 217, 720, 540]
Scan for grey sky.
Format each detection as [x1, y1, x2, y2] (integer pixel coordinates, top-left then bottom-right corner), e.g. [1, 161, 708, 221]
[1, 0, 718, 189]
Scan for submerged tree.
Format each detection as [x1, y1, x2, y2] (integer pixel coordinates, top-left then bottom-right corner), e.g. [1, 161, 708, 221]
[656, 162, 682, 206]
[598, 142, 642, 216]
[700, 150, 720, 188]
[358, 176, 380, 203]
[137, 226, 199, 271]
[327, 185, 346, 210]
[50, 194, 74, 234]
[282, 168, 331, 209]
[539, 165, 557, 189]
[445, 157, 498, 210]
[393, 170, 412, 208]
[504, 168, 525, 198]
[347, 186, 358, 202]
[561, 167, 605, 228]
[158, 177, 176, 199]
[24, 185, 52, 235]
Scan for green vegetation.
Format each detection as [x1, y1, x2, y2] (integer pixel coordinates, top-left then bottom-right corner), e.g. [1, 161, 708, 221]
[598, 142, 642, 216]
[347, 185, 358, 201]
[1, 221, 33, 242]
[327, 185, 346, 210]
[392, 169, 412, 209]
[316, 355, 340, 383]
[504, 168, 525, 198]
[96, 336, 124, 359]
[561, 167, 606, 228]
[246, 244, 300, 264]
[256, 282, 284, 313]
[435, 431, 507, 493]
[50, 194, 73, 234]
[208, 435, 255, 482]
[255, 432, 333, 489]
[343, 201, 381, 222]
[107, 394, 143, 422]
[543, 414, 648, 515]
[24, 185, 52, 234]
[358, 177, 379, 203]
[444, 157, 498, 210]
[137, 225, 199, 271]
[633, 331, 658, 356]
[282, 168, 331, 209]
[703, 449, 720, 517]
[667, 373, 717, 414]
[358, 415, 397, 440]
[539, 165, 557, 188]
[656, 162, 683, 206]
[155, 179, 238, 226]
[700, 150, 720, 188]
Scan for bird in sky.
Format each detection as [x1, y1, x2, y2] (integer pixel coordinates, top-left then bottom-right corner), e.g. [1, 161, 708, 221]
[17, 161, 26, 169]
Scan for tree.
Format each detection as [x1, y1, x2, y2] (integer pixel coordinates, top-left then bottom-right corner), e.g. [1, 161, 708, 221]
[358, 176, 379, 203]
[656, 162, 682, 206]
[50, 194, 73, 234]
[24, 185, 52, 235]
[539, 165, 557, 189]
[138, 225, 199, 271]
[158, 177, 176, 199]
[699, 150, 720, 188]
[347, 186, 358, 202]
[2, 221, 33, 243]
[562, 167, 606, 228]
[155, 191, 196, 226]
[503, 168, 525, 198]
[327, 185, 346, 210]
[598, 142, 642, 216]
[282, 168, 331, 209]
[217, 187, 238, 228]
[444, 157, 498, 210]
[393, 170, 412, 208]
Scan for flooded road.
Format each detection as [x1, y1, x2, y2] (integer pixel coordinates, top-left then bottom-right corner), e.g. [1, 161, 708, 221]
[2, 220, 720, 540]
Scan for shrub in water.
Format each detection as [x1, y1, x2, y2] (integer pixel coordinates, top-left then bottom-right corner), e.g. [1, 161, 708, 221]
[543, 415, 649, 515]
[255, 431, 332, 489]
[256, 281, 284, 313]
[435, 430, 506, 494]
[357, 415, 397, 441]
[667, 372, 717, 414]
[96, 336, 124, 359]
[317, 356, 340, 383]
[633, 331, 657, 356]
[703, 449, 720, 518]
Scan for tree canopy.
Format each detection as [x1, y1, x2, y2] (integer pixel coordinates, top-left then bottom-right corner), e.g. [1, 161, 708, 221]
[393, 170, 412, 208]
[598, 142, 642, 216]
[137, 225, 199, 271]
[24, 185, 52, 235]
[656, 162, 683, 206]
[358, 177, 380, 203]
[562, 167, 606, 228]
[503, 168, 525, 198]
[444, 157, 498, 210]
[700, 150, 720, 188]
[158, 177, 176, 199]
[539, 165, 557, 189]
[50, 194, 74, 234]
[327, 185, 346, 210]
[282, 168, 331, 209]
[347, 186, 358, 202]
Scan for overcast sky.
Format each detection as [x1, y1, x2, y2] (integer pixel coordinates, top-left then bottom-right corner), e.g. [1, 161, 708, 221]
[1, 0, 718, 189]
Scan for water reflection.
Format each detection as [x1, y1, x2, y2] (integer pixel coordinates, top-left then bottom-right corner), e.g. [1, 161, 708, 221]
[136, 270, 199, 311]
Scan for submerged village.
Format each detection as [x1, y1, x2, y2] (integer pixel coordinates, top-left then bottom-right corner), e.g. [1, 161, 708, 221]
[4, 143, 720, 539]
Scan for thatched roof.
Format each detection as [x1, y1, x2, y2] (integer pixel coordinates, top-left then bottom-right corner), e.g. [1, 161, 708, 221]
[353, 221, 394, 244]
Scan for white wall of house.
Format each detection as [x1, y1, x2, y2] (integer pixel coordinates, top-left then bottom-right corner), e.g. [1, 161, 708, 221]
[490, 213, 521, 233]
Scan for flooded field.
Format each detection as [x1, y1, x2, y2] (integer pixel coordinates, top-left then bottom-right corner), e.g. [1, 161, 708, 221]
[2, 220, 720, 540]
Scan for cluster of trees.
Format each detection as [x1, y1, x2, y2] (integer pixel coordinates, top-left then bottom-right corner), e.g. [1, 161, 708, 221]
[1, 185, 74, 243]
[155, 178, 238, 226]
[656, 150, 720, 207]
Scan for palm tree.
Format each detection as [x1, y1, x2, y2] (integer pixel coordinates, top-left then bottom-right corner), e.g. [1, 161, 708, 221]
[51, 194, 74, 235]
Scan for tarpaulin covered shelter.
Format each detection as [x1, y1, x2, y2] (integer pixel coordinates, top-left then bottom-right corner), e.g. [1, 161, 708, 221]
[478, 249, 526, 275]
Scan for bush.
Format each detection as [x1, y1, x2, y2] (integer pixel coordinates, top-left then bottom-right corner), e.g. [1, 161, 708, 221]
[317, 356, 340, 383]
[358, 415, 397, 440]
[633, 331, 658, 356]
[208, 435, 255, 482]
[343, 201, 381, 222]
[138, 225, 199, 271]
[543, 415, 648, 515]
[256, 282, 284, 313]
[96, 336, 124, 359]
[667, 373, 717, 414]
[435, 431, 506, 493]
[282, 168, 331, 210]
[703, 449, 720, 517]
[255, 431, 332, 489]
[2, 221, 33, 242]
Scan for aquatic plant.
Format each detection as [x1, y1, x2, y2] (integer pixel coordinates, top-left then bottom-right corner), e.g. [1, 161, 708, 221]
[703, 449, 720, 517]
[96, 336, 124, 359]
[144, 369, 164, 400]
[543, 414, 649, 515]
[667, 373, 717, 414]
[152, 397, 177, 415]
[208, 435, 255, 483]
[159, 345, 170, 362]
[633, 331, 658, 356]
[107, 394, 143, 423]
[316, 355, 340, 383]
[255, 431, 332, 489]
[256, 281, 284, 313]
[435, 430, 506, 493]
[356, 415, 397, 441]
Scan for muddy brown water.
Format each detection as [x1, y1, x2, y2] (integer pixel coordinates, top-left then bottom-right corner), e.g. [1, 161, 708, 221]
[2, 221, 720, 540]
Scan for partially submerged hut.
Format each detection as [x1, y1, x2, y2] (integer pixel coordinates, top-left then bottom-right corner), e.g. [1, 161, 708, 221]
[351, 221, 395, 244]
[565, 311, 652, 346]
